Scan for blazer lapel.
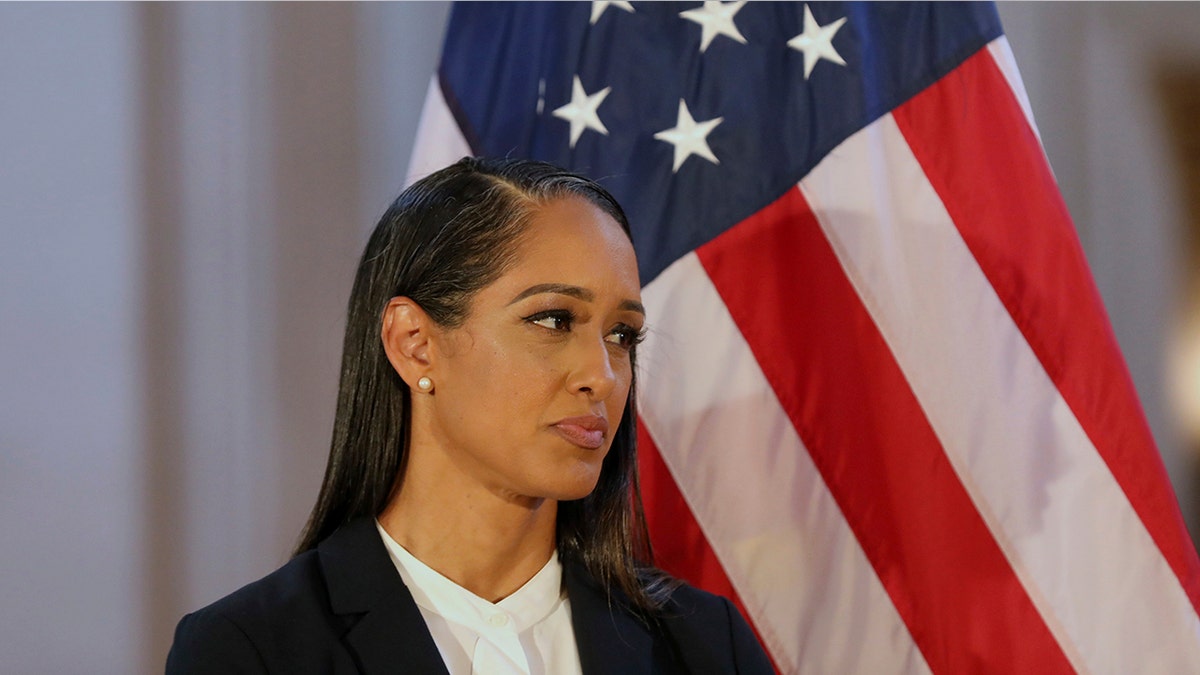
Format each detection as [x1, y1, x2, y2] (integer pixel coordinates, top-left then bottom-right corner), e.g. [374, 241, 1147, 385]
[564, 563, 678, 675]
[318, 519, 450, 675]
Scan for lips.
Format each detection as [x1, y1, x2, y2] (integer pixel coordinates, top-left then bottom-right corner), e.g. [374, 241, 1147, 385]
[551, 415, 609, 449]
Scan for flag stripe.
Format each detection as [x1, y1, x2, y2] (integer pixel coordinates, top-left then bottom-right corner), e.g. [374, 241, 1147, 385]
[895, 49, 1196, 596]
[695, 187, 1073, 674]
[635, 424, 780, 673]
[636, 423, 742, 601]
[801, 107, 1100, 670]
[801, 101, 1200, 672]
[888, 47, 1200, 670]
[639, 254, 930, 675]
[405, 76, 473, 187]
[986, 37, 1041, 145]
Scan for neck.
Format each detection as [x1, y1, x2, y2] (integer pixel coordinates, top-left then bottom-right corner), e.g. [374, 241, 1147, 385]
[378, 447, 558, 603]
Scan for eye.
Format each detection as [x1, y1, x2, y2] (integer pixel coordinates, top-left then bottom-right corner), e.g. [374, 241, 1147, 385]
[525, 309, 574, 332]
[605, 324, 647, 350]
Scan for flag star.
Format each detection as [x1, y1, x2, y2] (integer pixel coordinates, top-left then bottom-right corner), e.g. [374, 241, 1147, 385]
[788, 4, 848, 79]
[654, 100, 723, 172]
[680, 1, 748, 53]
[590, 0, 634, 25]
[552, 76, 611, 148]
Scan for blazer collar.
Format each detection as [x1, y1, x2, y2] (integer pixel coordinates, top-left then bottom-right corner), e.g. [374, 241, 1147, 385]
[318, 518, 677, 675]
[318, 518, 450, 675]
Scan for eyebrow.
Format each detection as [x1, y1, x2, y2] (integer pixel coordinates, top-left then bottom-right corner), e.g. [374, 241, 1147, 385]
[507, 283, 645, 315]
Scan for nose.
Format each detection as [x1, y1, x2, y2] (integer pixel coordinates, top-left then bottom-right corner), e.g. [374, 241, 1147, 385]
[568, 335, 618, 400]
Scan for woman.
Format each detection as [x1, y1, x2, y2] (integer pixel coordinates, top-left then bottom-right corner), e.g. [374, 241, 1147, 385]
[166, 158, 774, 674]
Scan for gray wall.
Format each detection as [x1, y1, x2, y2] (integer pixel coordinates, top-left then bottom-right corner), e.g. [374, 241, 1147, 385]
[1, 4, 143, 670]
[0, 4, 450, 672]
[0, 3, 1195, 672]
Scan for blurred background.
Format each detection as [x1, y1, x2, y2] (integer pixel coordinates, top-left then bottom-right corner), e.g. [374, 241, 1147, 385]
[1, 3, 1198, 672]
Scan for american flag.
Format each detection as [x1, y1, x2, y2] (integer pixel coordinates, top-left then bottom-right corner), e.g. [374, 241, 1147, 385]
[406, 2, 1200, 672]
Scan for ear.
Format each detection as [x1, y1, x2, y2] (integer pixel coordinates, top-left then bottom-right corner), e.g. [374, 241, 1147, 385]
[381, 296, 435, 390]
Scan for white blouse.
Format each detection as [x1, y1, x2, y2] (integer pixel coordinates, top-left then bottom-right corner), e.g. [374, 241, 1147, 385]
[375, 522, 584, 675]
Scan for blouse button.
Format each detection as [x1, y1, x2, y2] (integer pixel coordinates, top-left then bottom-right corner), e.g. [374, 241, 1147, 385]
[488, 613, 509, 627]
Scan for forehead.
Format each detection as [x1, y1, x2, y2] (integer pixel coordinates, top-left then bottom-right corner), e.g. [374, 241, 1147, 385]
[500, 196, 641, 295]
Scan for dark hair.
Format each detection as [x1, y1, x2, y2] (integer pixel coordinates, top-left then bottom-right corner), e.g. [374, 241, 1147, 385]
[295, 157, 676, 613]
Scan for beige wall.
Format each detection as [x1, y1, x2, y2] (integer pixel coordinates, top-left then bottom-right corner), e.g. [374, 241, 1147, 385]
[0, 3, 1196, 672]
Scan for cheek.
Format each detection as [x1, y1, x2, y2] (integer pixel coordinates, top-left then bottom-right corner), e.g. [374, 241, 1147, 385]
[471, 336, 561, 412]
[608, 361, 634, 420]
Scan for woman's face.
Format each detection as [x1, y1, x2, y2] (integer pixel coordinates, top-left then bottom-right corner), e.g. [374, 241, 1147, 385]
[422, 195, 643, 504]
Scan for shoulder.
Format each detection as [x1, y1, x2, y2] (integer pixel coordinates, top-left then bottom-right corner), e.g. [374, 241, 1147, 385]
[659, 583, 776, 675]
[165, 550, 346, 674]
[189, 550, 329, 626]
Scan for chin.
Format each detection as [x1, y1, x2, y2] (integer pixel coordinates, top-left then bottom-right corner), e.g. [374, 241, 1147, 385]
[553, 484, 600, 502]
[540, 464, 604, 502]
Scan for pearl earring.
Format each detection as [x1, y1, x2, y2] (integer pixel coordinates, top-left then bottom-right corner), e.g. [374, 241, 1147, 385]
[417, 376, 433, 392]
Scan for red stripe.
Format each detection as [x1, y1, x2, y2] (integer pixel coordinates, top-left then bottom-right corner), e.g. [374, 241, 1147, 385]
[892, 49, 1200, 614]
[636, 422, 779, 670]
[696, 188, 1073, 673]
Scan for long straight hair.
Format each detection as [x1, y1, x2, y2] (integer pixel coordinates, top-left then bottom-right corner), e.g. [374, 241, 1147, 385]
[295, 157, 675, 613]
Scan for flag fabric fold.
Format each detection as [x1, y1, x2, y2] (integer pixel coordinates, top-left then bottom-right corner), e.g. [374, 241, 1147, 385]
[407, 2, 1200, 672]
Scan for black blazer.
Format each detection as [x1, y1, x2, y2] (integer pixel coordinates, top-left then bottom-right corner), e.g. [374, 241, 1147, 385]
[166, 518, 774, 674]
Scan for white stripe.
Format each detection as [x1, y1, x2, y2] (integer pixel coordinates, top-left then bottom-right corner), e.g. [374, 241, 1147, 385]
[406, 75, 473, 188]
[799, 113, 1200, 674]
[987, 37, 1042, 145]
[639, 254, 931, 675]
